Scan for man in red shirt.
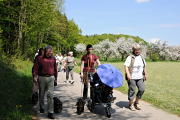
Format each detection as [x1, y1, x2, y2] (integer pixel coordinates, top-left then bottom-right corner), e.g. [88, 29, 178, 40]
[80, 44, 101, 99]
[32, 45, 57, 119]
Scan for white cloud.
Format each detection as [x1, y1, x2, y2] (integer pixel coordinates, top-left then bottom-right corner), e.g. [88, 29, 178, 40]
[149, 38, 161, 44]
[136, 0, 150, 3]
[157, 24, 180, 28]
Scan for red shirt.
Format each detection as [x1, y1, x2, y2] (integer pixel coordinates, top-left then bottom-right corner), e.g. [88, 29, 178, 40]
[81, 54, 98, 72]
[32, 55, 57, 80]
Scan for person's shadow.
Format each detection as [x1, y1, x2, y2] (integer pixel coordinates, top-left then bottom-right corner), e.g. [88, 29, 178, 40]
[116, 101, 129, 109]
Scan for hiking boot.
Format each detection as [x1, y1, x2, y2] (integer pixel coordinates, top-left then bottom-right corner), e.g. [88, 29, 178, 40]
[129, 104, 136, 111]
[134, 103, 141, 110]
[47, 113, 54, 119]
[40, 108, 45, 113]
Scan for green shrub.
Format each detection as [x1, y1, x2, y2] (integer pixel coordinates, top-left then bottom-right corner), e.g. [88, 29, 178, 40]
[151, 53, 159, 61]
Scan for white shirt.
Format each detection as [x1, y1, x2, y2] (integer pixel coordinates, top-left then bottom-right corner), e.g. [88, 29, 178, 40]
[124, 55, 146, 79]
[56, 56, 63, 63]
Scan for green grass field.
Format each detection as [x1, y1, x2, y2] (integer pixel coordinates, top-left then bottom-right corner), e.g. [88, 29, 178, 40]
[75, 60, 180, 116]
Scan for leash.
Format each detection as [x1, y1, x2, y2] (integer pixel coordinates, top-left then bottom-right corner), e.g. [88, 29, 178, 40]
[33, 82, 38, 92]
[84, 55, 92, 83]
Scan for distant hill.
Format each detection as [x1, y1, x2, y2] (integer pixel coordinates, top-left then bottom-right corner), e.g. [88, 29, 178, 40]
[82, 33, 148, 45]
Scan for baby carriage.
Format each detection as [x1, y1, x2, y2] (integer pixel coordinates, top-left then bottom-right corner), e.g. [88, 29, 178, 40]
[87, 64, 123, 118]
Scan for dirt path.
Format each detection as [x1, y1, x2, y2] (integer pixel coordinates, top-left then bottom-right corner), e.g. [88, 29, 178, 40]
[34, 71, 180, 120]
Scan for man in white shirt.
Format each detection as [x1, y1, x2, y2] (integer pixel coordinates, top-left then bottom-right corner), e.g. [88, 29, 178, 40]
[124, 43, 147, 111]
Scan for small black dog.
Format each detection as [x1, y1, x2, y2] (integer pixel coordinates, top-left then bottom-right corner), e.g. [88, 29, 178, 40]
[53, 97, 63, 113]
[32, 92, 38, 104]
[76, 97, 86, 114]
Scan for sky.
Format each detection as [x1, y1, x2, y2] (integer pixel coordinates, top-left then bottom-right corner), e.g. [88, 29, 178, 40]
[64, 0, 180, 46]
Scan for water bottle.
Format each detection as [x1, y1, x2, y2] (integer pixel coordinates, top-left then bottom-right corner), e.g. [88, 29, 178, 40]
[90, 75, 93, 82]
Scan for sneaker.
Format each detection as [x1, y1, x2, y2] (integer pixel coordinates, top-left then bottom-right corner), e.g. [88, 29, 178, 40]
[66, 81, 69, 83]
[129, 104, 136, 111]
[134, 103, 141, 110]
[70, 81, 74, 84]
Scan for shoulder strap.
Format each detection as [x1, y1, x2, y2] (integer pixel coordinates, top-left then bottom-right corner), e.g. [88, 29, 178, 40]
[140, 55, 145, 68]
[129, 55, 135, 76]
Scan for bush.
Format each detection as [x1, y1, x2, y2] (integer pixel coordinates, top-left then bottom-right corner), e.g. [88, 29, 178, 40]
[151, 53, 159, 61]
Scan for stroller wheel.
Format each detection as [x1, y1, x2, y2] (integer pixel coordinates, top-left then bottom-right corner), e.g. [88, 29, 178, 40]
[88, 99, 93, 112]
[106, 105, 112, 118]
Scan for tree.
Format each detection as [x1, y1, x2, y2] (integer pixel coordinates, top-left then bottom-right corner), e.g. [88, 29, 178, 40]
[115, 37, 135, 61]
[75, 43, 86, 56]
[93, 39, 117, 61]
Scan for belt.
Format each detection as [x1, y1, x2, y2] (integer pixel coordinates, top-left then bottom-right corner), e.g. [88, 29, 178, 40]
[39, 75, 53, 77]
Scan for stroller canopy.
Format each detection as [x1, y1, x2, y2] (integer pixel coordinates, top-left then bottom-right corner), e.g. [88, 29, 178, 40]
[97, 63, 123, 88]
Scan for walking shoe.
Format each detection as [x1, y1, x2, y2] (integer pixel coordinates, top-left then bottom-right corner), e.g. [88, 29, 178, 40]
[47, 113, 54, 119]
[66, 81, 69, 83]
[134, 103, 141, 110]
[129, 104, 136, 111]
[70, 81, 74, 84]
[40, 108, 45, 113]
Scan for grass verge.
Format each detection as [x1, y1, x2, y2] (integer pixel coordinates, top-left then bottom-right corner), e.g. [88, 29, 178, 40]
[0, 58, 34, 120]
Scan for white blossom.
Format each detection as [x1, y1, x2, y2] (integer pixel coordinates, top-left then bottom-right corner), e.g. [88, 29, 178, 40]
[75, 43, 86, 54]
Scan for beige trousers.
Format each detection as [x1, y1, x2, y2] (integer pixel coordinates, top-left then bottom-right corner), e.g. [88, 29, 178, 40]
[38, 76, 54, 113]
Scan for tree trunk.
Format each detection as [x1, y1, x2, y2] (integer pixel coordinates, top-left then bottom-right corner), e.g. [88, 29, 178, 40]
[121, 54, 124, 61]
[17, 0, 24, 58]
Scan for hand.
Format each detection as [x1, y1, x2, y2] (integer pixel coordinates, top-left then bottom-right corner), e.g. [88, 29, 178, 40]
[54, 79, 57, 83]
[145, 75, 147, 81]
[33, 76, 37, 83]
[80, 74, 83, 79]
[77, 65, 79, 68]
[54, 80, 57, 86]
[62, 66, 64, 69]
[127, 74, 131, 81]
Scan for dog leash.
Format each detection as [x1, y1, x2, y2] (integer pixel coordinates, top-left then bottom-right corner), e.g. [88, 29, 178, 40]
[33, 82, 38, 92]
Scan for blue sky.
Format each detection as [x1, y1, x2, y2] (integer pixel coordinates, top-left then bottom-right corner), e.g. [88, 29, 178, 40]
[64, 0, 180, 46]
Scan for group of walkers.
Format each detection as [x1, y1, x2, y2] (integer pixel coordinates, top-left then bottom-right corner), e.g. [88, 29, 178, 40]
[32, 43, 147, 119]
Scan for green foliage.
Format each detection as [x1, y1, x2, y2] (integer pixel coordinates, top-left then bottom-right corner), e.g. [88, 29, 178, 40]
[83, 34, 147, 45]
[0, 59, 34, 119]
[0, 0, 83, 59]
[0, 27, 3, 56]
[151, 53, 159, 61]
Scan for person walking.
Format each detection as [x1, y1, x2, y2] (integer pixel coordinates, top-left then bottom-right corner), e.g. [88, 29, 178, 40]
[63, 54, 67, 72]
[32, 48, 44, 92]
[124, 43, 147, 111]
[63, 51, 78, 84]
[56, 53, 63, 72]
[34, 48, 44, 63]
[32, 45, 57, 119]
[80, 44, 101, 99]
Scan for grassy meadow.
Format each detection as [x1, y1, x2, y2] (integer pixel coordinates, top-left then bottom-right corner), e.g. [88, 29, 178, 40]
[74, 59, 180, 116]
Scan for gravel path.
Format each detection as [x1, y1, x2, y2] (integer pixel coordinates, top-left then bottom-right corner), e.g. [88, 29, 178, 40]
[34, 71, 180, 120]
